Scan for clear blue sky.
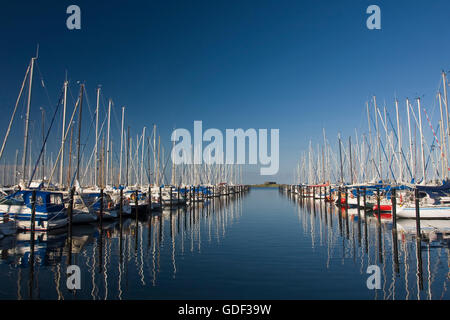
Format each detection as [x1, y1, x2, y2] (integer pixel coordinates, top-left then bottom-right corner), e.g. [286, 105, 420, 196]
[0, 0, 449, 183]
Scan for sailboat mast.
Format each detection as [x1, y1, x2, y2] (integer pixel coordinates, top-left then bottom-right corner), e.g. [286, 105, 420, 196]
[140, 127, 146, 187]
[406, 98, 414, 181]
[395, 99, 402, 183]
[439, 92, 448, 180]
[349, 136, 353, 185]
[95, 87, 100, 186]
[119, 106, 125, 185]
[106, 99, 111, 186]
[21, 57, 36, 185]
[76, 84, 84, 182]
[373, 96, 382, 181]
[59, 80, 68, 187]
[443, 71, 449, 179]
[126, 126, 130, 186]
[338, 135, 344, 184]
[417, 98, 426, 183]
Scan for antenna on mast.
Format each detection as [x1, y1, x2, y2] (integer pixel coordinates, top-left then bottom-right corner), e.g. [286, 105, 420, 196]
[35, 44, 39, 59]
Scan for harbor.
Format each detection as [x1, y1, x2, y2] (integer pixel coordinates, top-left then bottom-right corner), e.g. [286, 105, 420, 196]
[1, 0, 450, 305]
[0, 187, 448, 299]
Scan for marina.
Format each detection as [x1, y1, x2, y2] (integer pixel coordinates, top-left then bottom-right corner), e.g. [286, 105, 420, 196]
[0, 188, 448, 299]
[1, 1, 450, 305]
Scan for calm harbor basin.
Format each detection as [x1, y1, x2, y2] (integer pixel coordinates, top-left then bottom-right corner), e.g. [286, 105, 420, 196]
[0, 188, 448, 300]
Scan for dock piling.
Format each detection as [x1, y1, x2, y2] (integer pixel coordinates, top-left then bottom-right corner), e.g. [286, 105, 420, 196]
[414, 188, 421, 239]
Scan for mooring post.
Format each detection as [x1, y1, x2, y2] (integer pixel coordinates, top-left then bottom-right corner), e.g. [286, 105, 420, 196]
[376, 187, 381, 223]
[415, 188, 421, 239]
[338, 186, 342, 208]
[68, 187, 74, 235]
[30, 190, 36, 235]
[29, 189, 37, 299]
[135, 190, 139, 220]
[363, 187, 367, 213]
[148, 185, 151, 213]
[356, 187, 360, 213]
[356, 186, 361, 245]
[392, 188, 397, 231]
[119, 188, 123, 219]
[159, 186, 162, 208]
[67, 187, 74, 264]
[99, 188, 104, 226]
[345, 187, 348, 209]
[170, 186, 173, 208]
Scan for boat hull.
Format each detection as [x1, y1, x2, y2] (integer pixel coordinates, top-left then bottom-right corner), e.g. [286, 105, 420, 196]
[396, 205, 450, 219]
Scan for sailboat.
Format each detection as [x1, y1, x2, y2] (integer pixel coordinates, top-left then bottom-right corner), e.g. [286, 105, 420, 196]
[0, 190, 68, 231]
[396, 183, 450, 219]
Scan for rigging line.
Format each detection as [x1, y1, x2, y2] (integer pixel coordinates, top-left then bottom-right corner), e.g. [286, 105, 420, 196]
[385, 108, 413, 179]
[46, 95, 80, 186]
[0, 64, 30, 162]
[423, 107, 445, 164]
[376, 107, 401, 179]
[423, 134, 440, 180]
[80, 112, 108, 185]
[34, 61, 55, 115]
[368, 109, 395, 181]
[28, 88, 64, 186]
[363, 134, 381, 180]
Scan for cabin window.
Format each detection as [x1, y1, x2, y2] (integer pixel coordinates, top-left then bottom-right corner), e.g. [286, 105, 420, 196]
[50, 194, 63, 205]
[13, 194, 24, 202]
[36, 196, 44, 206]
[418, 192, 427, 199]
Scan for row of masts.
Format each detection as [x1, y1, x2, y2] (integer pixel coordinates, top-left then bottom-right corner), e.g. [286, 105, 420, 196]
[0, 55, 244, 189]
[296, 71, 449, 186]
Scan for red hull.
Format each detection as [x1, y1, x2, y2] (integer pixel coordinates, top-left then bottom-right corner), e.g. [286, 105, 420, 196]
[373, 204, 392, 212]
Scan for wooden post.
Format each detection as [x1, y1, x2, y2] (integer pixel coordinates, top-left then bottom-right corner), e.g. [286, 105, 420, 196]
[29, 189, 37, 298]
[415, 188, 421, 239]
[363, 187, 367, 212]
[148, 185, 151, 213]
[119, 188, 123, 219]
[376, 187, 381, 223]
[135, 190, 139, 219]
[356, 187, 361, 245]
[170, 186, 173, 208]
[391, 188, 397, 230]
[67, 187, 74, 264]
[99, 189, 104, 226]
[68, 187, 74, 235]
[356, 187, 360, 211]
[345, 187, 348, 209]
[338, 186, 342, 208]
[30, 190, 36, 234]
[159, 186, 162, 208]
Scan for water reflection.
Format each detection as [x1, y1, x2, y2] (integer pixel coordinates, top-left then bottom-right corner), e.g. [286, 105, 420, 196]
[283, 189, 450, 300]
[0, 192, 246, 300]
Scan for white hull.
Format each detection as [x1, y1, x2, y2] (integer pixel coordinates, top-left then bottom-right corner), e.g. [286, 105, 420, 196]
[0, 204, 68, 231]
[396, 205, 450, 219]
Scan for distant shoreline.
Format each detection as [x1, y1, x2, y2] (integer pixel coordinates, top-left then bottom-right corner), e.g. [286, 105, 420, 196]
[251, 184, 279, 188]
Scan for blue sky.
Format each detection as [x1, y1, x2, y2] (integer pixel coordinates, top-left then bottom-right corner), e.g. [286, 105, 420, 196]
[0, 0, 449, 183]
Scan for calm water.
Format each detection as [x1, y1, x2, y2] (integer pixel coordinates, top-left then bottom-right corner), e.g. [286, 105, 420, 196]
[0, 188, 449, 300]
